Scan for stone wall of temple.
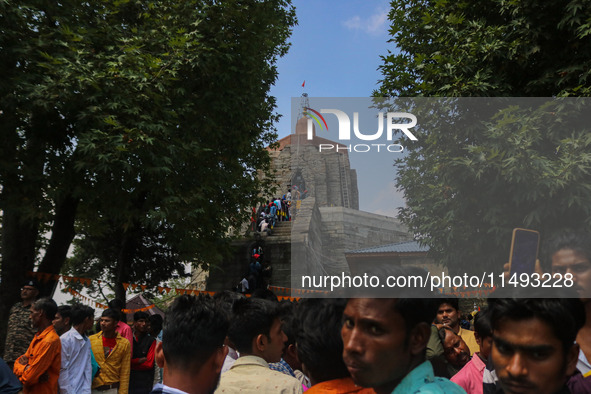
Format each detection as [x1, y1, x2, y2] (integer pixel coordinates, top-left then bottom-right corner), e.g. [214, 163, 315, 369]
[266, 118, 359, 210]
[207, 116, 413, 293]
[314, 207, 412, 275]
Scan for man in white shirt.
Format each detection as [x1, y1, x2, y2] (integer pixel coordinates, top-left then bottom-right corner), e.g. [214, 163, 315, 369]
[240, 278, 249, 294]
[59, 305, 95, 394]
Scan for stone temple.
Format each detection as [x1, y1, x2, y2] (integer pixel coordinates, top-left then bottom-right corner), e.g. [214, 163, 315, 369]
[206, 114, 435, 293]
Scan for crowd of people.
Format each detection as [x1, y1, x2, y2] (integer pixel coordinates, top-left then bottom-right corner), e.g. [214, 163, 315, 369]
[236, 246, 273, 294]
[1, 285, 164, 394]
[253, 189, 297, 234]
[1, 230, 591, 394]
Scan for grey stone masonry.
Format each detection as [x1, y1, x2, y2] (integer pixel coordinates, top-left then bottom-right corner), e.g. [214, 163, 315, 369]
[266, 118, 359, 210]
[206, 117, 414, 294]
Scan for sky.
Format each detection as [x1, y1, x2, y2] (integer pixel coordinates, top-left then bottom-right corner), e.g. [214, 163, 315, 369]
[271, 0, 393, 139]
[269, 0, 406, 217]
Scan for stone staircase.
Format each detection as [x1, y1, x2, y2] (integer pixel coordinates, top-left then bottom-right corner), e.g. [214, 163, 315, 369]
[271, 220, 292, 237]
[207, 201, 314, 291]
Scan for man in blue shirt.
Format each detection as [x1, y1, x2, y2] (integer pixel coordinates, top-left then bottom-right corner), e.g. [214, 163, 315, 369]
[269, 202, 277, 228]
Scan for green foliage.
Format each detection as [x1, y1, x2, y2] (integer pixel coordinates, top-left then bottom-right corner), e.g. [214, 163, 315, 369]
[0, 0, 296, 291]
[377, 0, 591, 97]
[377, 1, 591, 274]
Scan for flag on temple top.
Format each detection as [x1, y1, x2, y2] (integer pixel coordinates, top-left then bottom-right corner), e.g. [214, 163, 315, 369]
[302, 80, 305, 88]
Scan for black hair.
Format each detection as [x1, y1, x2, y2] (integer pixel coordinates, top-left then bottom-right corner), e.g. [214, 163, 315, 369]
[542, 231, 591, 272]
[107, 299, 127, 321]
[473, 308, 492, 339]
[490, 294, 584, 353]
[70, 305, 95, 326]
[228, 297, 280, 354]
[251, 288, 277, 302]
[108, 299, 125, 310]
[437, 326, 456, 344]
[213, 290, 245, 317]
[265, 301, 297, 355]
[57, 305, 72, 320]
[437, 298, 459, 312]
[134, 311, 150, 321]
[162, 294, 228, 369]
[358, 266, 438, 338]
[278, 302, 297, 346]
[393, 298, 439, 338]
[33, 297, 58, 321]
[102, 308, 120, 322]
[148, 314, 163, 335]
[296, 298, 349, 383]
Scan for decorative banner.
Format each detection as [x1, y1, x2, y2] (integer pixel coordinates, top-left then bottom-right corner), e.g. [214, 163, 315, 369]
[65, 286, 157, 313]
[122, 304, 155, 313]
[268, 285, 329, 295]
[28, 271, 310, 304]
[278, 296, 300, 302]
[268, 283, 494, 299]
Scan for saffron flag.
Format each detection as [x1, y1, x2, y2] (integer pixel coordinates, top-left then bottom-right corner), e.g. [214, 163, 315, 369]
[302, 80, 305, 88]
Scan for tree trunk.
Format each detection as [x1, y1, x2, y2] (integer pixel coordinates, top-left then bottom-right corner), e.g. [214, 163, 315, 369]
[0, 114, 55, 355]
[113, 230, 137, 307]
[36, 195, 80, 297]
[0, 209, 39, 357]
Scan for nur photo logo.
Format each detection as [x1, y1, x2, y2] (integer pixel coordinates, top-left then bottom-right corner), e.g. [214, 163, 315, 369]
[304, 107, 418, 153]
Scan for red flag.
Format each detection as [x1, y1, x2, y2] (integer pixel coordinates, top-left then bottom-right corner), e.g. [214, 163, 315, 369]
[302, 80, 305, 88]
